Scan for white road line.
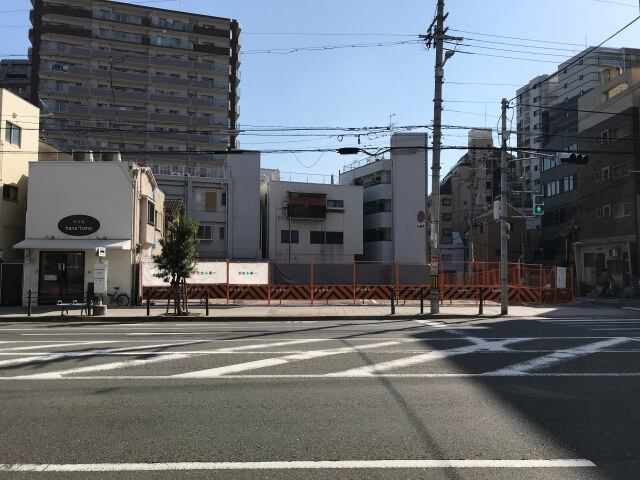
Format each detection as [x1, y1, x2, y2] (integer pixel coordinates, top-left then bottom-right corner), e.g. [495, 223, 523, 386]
[326, 338, 526, 377]
[0, 341, 205, 369]
[10, 353, 191, 379]
[3, 373, 640, 380]
[621, 307, 640, 311]
[486, 337, 631, 376]
[0, 342, 104, 352]
[173, 341, 399, 378]
[214, 339, 324, 352]
[415, 320, 448, 327]
[590, 328, 640, 331]
[0, 459, 596, 471]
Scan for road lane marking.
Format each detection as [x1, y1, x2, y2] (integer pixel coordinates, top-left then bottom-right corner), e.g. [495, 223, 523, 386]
[0, 342, 104, 352]
[485, 337, 630, 376]
[326, 337, 526, 376]
[3, 372, 640, 380]
[0, 459, 596, 471]
[210, 339, 325, 352]
[0, 341, 205, 369]
[415, 320, 448, 327]
[11, 353, 192, 379]
[173, 341, 399, 378]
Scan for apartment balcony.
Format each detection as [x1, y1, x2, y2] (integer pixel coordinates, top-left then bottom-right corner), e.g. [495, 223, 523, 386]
[92, 107, 148, 120]
[150, 112, 190, 123]
[192, 44, 230, 56]
[363, 211, 393, 230]
[148, 56, 192, 70]
[362, 183, 392, 202]
[39, 23, 91, 39]
[112, 70, 149, 83]
[149, 93, 190, 106]
[192, 25, 230, 38]
[40, 4, 92, 19]
[150, 74, 190, 87]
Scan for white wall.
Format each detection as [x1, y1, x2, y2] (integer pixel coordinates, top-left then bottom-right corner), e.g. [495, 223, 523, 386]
[25, 161, 134, 240]
[263, 180, 363, 262]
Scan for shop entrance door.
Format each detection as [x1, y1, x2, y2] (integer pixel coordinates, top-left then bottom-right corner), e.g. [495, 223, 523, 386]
[38, 251, 85, 305]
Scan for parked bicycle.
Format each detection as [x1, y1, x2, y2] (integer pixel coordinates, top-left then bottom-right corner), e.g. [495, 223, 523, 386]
[107, 286, 130, 306]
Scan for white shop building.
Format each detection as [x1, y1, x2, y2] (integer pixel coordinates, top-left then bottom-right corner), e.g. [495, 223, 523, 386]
[15, 157, 164, 305]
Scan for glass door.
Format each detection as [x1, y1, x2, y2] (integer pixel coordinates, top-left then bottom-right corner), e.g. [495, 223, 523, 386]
[38, 251, 85, 304]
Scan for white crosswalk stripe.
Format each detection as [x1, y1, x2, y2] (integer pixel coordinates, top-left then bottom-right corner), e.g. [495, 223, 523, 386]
[1, 336, 638, 380]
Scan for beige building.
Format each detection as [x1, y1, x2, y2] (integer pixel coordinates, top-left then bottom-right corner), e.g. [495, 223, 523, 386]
[0, 89, 40, 305]
[15, 158, 163, 305]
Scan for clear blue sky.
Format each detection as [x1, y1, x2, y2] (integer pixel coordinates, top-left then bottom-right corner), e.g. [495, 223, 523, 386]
[2, 0, 639, 187]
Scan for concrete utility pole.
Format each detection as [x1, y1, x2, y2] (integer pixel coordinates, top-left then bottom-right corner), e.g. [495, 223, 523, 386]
[429, 0, 446, 314]
[421, 0, 462, 314]
[500, 98, 509, 315]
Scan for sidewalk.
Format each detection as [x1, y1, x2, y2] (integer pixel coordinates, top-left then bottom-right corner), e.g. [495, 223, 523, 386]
[0, 298, 631, 321]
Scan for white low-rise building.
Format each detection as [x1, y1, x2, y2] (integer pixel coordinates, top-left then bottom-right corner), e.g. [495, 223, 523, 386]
[339, 132, 428, 262]
[148, 151, 261, 260]
[261, 171, 363, 262]
[15, 156, 163, 305]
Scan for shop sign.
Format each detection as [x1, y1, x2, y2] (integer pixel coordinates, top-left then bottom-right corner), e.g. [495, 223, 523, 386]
[58, 215, 100, 236]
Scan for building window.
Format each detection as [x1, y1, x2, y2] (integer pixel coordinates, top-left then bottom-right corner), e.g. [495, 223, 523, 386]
[310, 231, 325, 244]
[600, 129, 610, 143]
[325, 231, 344, 244]
[613, 163, 629, 178]
[280, 230, 299, 243]
[602, 167, 610, 182]
[602, 204, 611, 217]
[2, 185, 18, 202]
[596, 208, 602, 219]
[221, 192, 226, 206]
[5, 122, 21, 147]
[442, 228, 452, 236]
[442, 213, 452, 221]
[441, 198, 451, 206]
[327, 199, 344, 208]
[219, 226, 225, 240]
[196, 224, 213, 240]
[613, 203, 631, 218]
[147, 201, 155, 226]
[612, 124, 629, 140]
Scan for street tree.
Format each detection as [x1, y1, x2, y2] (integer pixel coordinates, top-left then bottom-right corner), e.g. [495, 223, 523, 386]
[153, 207, 199, 315]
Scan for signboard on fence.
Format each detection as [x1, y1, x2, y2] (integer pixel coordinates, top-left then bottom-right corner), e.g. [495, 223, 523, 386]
[229, 262, 269, 285]
[556, 267, 566, 289]
[142, 262, 228, 286]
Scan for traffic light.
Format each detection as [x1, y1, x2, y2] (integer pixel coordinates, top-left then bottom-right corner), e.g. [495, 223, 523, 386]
[555, 152, 589, 164]
[533, 195, 544, 216]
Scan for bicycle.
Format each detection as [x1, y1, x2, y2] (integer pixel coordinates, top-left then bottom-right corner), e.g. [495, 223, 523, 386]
[107, 286, 129, 306]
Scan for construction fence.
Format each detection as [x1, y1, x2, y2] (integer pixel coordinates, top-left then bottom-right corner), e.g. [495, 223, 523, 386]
[141, 261, 573, 305]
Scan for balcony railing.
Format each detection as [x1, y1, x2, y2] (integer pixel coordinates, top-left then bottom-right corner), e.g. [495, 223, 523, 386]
[144, 164, 229, 179]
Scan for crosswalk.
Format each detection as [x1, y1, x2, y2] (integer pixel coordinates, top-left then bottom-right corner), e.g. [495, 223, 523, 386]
[1, 335, 639, 380]
[536, 317, 640, 333]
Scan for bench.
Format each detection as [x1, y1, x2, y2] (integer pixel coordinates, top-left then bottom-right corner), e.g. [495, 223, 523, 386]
[57, 300, 89, 316]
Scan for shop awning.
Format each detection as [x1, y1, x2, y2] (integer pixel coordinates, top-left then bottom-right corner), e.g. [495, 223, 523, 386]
[14, 239, 132, 250]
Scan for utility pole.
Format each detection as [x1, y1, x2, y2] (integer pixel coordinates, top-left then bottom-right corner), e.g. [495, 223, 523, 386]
[421, 0, 462, 314]
[500, 98, 509, 315]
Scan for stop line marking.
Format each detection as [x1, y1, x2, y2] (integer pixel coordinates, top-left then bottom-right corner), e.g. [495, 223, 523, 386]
[0, 459, 596, 472]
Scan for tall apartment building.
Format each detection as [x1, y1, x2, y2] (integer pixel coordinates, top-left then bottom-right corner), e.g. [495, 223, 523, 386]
[28, 0, 241, 167]
[339, 133, 428, 262]
[0, 60, 31, 100]
[517, 47, 640, 266]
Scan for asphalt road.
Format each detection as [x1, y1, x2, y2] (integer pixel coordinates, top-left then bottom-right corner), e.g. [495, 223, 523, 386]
[0, 312, 639, 479]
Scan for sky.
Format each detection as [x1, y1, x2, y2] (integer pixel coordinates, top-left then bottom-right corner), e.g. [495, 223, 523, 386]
[1, 0, 640, 187]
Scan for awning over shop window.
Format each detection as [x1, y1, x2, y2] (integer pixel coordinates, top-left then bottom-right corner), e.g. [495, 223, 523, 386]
[14, 239, 131, 250]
